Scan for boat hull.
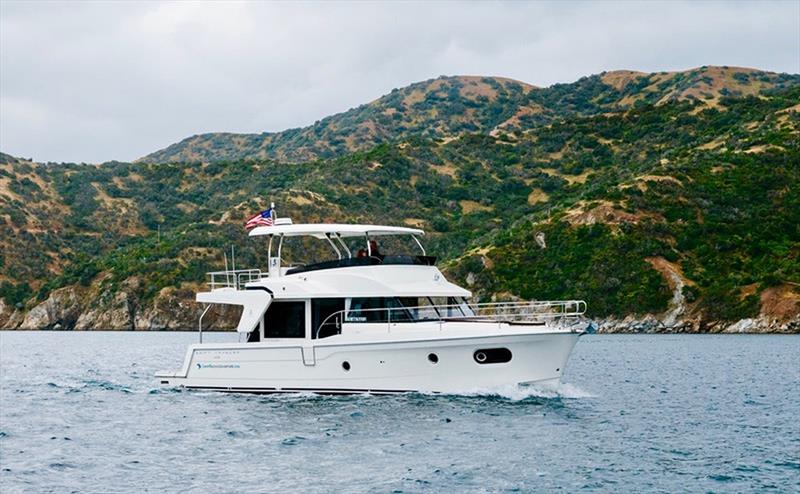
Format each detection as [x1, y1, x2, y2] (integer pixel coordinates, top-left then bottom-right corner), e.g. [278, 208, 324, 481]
[157, 329, 582, 394]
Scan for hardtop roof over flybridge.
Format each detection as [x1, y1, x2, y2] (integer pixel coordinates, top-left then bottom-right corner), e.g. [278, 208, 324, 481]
[248, 223, 424, 238]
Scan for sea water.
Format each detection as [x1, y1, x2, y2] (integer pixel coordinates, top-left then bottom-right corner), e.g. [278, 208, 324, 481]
[1, 332, 798, 493]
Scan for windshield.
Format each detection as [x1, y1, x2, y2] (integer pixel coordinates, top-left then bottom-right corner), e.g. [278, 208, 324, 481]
[340, 234, 425, 259]
[278, 235, 337, 267]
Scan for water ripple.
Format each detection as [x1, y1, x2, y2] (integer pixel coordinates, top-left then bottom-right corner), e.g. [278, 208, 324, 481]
[1, 331, 798, 493]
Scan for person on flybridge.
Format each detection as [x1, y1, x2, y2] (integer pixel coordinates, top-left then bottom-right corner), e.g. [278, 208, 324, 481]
[357, 240, 382, 259]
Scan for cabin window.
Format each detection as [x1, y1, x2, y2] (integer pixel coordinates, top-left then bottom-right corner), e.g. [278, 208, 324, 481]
[456, 297, 476, 317]
[397, 297, 438, 321]
[312, 298, 345, 339]
[426, 297, 470, 318]
[343, 297, 472, 323]
[346, 297, 413, 323]
[263, 301, 305, 338]
[247, 328, 260, 342]
[347, 298, 385, 322]
[386, 297, 414, 322]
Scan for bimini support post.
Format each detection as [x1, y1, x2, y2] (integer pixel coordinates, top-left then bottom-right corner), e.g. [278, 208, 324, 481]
[335, 233, 351, 258]
[325, 233, 342, 259]
[198, 304, 211, 344]
[411, 235, 426, 256]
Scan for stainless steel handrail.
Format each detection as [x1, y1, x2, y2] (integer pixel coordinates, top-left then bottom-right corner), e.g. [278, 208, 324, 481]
[314, 300, 586, 338]
[206, 269, 262, 290]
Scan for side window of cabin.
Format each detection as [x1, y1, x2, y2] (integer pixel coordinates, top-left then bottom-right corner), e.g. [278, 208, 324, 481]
[347, 298, 384, 322]
[263, 301, 305, 338]
[426, 297, 459, 318]
[346, 298, 413, 323]
[387, 297, 414, 322]
[398, 297, 439, 321]
[457, 297, 476, 317]
[247, 328, 260, 342]
[312, 298, 345, 339]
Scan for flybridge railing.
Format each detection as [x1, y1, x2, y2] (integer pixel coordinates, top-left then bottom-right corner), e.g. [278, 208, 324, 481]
[315, 300, 587, 338]
[206, 269, 262, 290]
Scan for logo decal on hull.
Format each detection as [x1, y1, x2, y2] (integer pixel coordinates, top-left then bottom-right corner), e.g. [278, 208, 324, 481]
[196, 363, 241, 369]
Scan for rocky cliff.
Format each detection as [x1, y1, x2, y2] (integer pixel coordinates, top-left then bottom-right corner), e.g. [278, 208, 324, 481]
[595, 280, 800, 333]
[0, 278, 240, 331]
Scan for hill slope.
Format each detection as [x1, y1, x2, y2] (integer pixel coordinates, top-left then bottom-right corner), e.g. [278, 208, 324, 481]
[2, 71, 799, 331]
[140, 66, 800, 164]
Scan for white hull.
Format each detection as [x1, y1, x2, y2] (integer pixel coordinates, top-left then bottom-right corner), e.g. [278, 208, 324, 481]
[158, 324, 583, 394]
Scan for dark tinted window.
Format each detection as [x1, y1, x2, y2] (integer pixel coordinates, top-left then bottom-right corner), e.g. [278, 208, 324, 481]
[347, 298, 385, 322]
[264, 301, 305, 338]
[347, 297, 413, 323]
[312, 298, 345, 339]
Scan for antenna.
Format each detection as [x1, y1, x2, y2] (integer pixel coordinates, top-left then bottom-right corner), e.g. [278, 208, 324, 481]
[223, 251, 230, 288]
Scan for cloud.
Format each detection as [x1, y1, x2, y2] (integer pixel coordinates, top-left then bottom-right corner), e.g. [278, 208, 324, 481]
[1, 0, 798, 163]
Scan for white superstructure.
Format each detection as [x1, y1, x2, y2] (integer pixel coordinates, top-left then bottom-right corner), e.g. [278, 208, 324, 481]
[156, 218, 589, 394]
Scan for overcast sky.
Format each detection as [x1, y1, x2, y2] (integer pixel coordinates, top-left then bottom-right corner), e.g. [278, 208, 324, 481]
[1, 1, 798, 163]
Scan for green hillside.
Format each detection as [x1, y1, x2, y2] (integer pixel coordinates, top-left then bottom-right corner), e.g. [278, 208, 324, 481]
[1, 66, 799, 329]
[140, 66, 799, 163]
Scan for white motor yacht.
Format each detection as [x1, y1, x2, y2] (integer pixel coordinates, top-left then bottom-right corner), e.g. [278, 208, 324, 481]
[156, 216, 590, 394]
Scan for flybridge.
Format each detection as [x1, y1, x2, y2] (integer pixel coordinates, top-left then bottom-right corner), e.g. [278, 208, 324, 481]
[247, 218, 430, 278]
[248, 222, 425, 239]
[209, 214, 432, 288]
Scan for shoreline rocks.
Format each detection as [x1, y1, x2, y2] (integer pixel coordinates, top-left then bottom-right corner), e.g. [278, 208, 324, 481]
[1, 278, 797, 333]
[5, 283, 240, 331]
[595, 314, 799, 334]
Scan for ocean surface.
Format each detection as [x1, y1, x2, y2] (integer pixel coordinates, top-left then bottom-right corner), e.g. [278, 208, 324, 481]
[0, 332, 798, 493]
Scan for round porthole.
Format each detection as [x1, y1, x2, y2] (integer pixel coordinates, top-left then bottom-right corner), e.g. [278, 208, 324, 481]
[475, 351, 487, 363]
[428, 353, 439, 364]
[342, 361, 351, 371]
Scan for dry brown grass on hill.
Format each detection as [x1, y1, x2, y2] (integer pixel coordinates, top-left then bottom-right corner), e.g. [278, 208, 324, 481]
[527, 188, 549, 205]
[459, 200, 493, 213]
[429, 162, 458, 177]
[539, 167, 593, 185]
[760, 285, 800, 322]
[403, 218, 426, 228]
[564, 200, 662, 226]
[289, 195, 313, 206]
[600, 70, 647, 90]
[492, 105, 546, 133]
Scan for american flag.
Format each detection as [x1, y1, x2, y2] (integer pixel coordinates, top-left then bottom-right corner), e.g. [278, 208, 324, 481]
[245, 207, 274, 230]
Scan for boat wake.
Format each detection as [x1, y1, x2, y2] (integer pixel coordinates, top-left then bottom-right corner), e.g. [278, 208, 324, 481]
[427, 382, 594, 401]
[212, 382, 594, 402]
